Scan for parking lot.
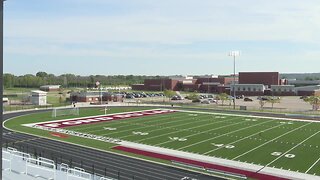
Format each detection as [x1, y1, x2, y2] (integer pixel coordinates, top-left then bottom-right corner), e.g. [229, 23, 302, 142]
[234, 96, 312, 111]
[118, 90, 317, 113]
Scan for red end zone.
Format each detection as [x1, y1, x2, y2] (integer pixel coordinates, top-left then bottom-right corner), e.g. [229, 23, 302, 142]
[32, 109, 176, 129]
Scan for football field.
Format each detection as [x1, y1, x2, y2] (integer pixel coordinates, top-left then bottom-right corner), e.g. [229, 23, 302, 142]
[59, 109, 320, 177]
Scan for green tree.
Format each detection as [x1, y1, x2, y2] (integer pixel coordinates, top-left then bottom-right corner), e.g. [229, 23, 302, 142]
[259, 99, 267, 110]
[187, 92, 198, 101]
[36, 71, 48, 78]
[304, 96, 320, 111]
[163, 89, 176, 101]
[3, 73, 16, 88]
[305, 76, 314, 81]
[267, 96, 281, 109]
[216, 93, 229, 106]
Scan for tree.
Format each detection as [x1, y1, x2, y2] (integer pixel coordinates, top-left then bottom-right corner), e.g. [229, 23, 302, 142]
[266, 96, 281, 109]
[216, 93, 229, 106]
[259, 99, 267, 110]
[304, 96, 320, 111]
[163, 89, 176, 101]
[187, 92, 198, 101]
[3, 73, 16, 88]
[36, 71, 48, 78]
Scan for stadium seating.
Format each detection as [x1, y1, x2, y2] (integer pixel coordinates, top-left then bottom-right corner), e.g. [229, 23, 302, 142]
[2, 147, 115, 180]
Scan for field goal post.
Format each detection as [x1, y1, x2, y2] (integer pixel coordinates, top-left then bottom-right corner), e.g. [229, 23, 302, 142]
[52, 107, 79, 118]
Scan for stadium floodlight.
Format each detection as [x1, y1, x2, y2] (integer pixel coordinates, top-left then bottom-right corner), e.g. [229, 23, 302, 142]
[96, 81, 102, 105]
[228, 50, 241, 110]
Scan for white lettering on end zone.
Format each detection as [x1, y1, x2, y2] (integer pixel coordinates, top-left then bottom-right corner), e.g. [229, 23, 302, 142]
[24, 109, 176, 129]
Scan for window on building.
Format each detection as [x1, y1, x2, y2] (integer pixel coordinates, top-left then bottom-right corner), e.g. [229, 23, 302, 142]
[243, 88, 246, 91]
[248, 88, 251, 91]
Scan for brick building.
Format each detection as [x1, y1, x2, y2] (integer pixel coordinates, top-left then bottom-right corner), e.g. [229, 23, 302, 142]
[295, 85, 320, 96]
[239, 72, 280, 87]
[131, 72, 314, 97]
[70, 91, 123, 103]
[132, 75, 233, 93]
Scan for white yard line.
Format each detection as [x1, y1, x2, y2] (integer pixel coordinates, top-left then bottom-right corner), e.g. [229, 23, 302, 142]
[100, 113, 213, 136]
[155, 117, 247, 146]
[203, 123, 285, 155]
[83, 113, 185, 133]
[99, 114, 191, 136]
[175, 109, 320, 123]
[176, 119, 272, 150]
[306, 157, 320, 173]
[266, 130, 320, 167]
[129, 117, 231, 141]
[232, 122, 313, 160]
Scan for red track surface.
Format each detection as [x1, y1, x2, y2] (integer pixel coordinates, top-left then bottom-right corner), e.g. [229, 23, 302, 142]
[113, 146, 288, 180]
[49, 132, 69, 138]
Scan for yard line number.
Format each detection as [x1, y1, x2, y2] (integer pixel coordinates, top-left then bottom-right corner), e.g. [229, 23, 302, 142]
[169, 137, 187, 141]
[271, 152, 295, 158]
[132, 131, 149, 136]
[103, 127, 117, 130]
[245, 119, 257, 122]
[211, 143, 235, 149]
[279, 122, 293, 125]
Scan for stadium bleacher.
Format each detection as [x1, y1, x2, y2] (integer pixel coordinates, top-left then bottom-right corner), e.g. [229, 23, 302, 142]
[2, 147, 115, 180]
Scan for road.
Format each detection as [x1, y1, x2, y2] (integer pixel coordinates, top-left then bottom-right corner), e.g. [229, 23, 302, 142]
[2, 109, 224, 180]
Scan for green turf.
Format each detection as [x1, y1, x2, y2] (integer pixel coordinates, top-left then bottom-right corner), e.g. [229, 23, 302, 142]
[65, 110, 320, 176]
[5, 107, 320, 178]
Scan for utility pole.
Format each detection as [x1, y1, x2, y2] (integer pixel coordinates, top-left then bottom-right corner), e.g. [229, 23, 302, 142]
[0, 0, 5, 177]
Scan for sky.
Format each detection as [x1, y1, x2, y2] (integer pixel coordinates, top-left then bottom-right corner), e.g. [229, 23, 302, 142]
[4, 0, 320, 76]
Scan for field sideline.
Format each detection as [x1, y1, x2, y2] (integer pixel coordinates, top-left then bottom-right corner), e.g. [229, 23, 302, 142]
[10, 107, 320, 178]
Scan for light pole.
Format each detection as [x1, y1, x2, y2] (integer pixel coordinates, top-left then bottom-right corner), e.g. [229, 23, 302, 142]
[228, 50, 241, 110]
[96, 81, 102, 105]
[1, 0, 5, 176]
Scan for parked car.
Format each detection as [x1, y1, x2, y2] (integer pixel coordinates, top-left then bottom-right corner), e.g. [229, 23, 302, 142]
[244, 97, 253, 102]
[125, 95, 135, 99]
[300, 96, 307, 99]
[171, 96, 182, 100]
[201, 100, 211, 104]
